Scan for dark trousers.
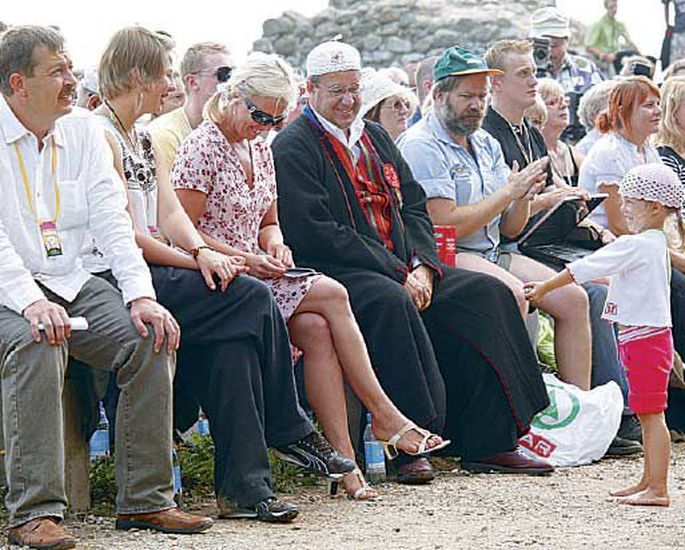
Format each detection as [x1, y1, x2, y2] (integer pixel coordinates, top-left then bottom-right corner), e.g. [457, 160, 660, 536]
[94, 267, 310, 508]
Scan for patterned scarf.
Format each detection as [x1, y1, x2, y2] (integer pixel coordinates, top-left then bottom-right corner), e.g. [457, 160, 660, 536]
[303, 106, 403, 251]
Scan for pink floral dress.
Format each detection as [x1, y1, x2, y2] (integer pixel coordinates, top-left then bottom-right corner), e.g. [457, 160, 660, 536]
[171, 119, 319, 320]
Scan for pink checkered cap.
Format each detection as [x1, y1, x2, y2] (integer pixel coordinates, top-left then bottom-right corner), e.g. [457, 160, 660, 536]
[619, 163, 685, 209]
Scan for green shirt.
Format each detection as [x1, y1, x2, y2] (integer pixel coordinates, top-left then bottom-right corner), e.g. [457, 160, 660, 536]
[586, 15, 633, 53]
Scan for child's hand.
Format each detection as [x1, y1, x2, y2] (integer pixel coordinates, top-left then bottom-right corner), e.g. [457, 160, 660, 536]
[523, 281, 547, 305]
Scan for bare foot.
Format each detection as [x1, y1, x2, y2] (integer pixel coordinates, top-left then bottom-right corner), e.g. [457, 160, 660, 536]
[617, 488, 670, 507]
[609, 482, 648, 497]
[372, 419, 444, 455]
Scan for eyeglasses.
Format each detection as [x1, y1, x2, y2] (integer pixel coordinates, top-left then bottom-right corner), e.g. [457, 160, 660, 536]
[381, 98, 411, 113]
[317, 84, 361, 99]
[544, 96, 569, 108]
[194, 65, 233, 83]
[244, 98, 287, 126]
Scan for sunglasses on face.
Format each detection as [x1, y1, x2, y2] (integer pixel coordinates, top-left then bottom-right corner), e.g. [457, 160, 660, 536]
[244, 98, 287, 126]
[195, 65, 233, 83]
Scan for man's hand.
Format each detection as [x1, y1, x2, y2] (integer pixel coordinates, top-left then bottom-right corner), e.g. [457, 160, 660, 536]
[245, 253, 287, 279]
[196, 248, 249, 292]
[265, 242, 294, 268]
[405, 265, 434, 311]
[23, 299, 71, 345]
[535, 186, 589, 210]
[506, 158, 549, 201]
[129, 297, 180, 354]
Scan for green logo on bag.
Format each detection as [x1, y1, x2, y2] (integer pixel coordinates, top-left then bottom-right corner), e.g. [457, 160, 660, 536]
[532, 384, 581, 430]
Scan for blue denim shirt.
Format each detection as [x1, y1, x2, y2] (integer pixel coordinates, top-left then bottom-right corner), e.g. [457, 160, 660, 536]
[398, 112, 510, 261]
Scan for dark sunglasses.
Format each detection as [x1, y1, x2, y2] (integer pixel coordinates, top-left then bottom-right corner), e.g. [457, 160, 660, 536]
[215, 66, 232, 82]
[244, 98, 287, 127]
[195, 65, 232, 83]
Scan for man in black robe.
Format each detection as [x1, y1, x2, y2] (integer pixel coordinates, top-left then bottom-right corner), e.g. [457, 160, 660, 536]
[272, 41, 552, 478]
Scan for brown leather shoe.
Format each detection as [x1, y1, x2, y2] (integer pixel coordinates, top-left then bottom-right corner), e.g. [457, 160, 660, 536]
[116, 507, 213, 534]
[7, 517, 76, 550]
[461, 448, 554, 476]
[396, 457, 435, 485]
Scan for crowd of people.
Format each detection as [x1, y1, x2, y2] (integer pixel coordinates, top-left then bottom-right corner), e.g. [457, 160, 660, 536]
[0, 1, 683, 547]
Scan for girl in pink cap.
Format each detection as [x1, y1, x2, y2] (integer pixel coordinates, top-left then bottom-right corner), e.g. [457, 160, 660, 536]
[525, 163, 685, 507]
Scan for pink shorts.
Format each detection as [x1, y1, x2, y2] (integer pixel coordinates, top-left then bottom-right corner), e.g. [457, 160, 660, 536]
[617, 326, 673, 414]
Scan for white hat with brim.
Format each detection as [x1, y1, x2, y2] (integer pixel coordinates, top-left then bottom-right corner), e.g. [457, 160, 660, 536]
[306, 41, 361, 77]
[360, 71, 416, 118]
[529, 7, 570, 39]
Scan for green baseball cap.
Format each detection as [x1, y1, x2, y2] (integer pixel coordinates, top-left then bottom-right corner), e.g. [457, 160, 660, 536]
[433, 46, 503, 82]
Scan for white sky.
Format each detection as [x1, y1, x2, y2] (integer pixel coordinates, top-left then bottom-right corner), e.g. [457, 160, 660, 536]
[1, 1, 666, 70]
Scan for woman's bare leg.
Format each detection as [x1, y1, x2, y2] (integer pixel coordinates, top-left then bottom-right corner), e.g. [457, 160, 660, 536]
[293, 277, 443, 454]
[288, 312, 373, 498]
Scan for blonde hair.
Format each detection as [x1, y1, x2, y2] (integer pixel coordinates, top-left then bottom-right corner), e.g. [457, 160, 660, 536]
[536, 78, 565, 102]
[524, 95, 547, 129]
[666, 209, 685, 253]
[180, 42, 229, 79]
[204, 52, 296, 123]
[657, 76, 685, 155]
[484, 39, 533, 73]
[98, 26, 174, 100]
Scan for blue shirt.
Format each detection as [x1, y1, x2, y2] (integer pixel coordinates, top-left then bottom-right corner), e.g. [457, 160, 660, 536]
[397, 112, 511, 261]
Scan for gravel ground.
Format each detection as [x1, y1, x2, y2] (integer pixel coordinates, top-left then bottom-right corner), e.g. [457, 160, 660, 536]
[22, 445, 685, 550]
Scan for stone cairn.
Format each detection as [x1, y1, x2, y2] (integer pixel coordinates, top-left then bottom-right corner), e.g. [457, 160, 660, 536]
[252, 0, 561, 71]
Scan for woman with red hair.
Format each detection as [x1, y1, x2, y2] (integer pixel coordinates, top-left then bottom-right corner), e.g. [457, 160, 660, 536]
[578, 76, 663, 235]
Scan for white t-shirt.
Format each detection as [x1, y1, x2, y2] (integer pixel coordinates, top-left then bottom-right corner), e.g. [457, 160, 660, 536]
[577, 133, 661, 228]
[567, 229, 671, 327]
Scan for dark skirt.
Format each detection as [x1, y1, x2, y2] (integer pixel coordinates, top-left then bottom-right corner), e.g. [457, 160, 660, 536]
[330, 265, 549, 460]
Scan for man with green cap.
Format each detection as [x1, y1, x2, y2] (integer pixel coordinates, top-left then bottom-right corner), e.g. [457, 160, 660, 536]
[273, 41, 553, 478]
[399, 46, 596, 397]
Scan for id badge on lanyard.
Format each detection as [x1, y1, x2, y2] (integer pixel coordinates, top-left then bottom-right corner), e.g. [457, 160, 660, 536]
[39, 220, 63, 257]
[15, 140, 63, 258]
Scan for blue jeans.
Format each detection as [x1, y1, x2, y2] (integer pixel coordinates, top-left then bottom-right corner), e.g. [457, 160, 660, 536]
[583, 282, 630, 413]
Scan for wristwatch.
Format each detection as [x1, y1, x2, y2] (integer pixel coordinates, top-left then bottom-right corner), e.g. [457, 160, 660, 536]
[190, 245, 213, 258]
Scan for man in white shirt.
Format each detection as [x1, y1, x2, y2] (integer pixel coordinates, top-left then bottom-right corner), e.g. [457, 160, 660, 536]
[0, 26, 213, 548]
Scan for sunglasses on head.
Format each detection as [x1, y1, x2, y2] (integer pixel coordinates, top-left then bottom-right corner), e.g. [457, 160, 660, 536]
[244, 98, 287, 127]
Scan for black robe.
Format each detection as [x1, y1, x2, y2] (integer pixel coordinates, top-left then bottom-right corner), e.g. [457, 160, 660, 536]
[272, 116, 549, 460]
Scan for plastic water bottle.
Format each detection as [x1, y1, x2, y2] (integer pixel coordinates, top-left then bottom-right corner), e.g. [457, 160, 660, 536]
[363, 413, 386, 484]
[196, 412, 210, 437]
[172, 447, 183, 506]
[89, 402, 110, 461]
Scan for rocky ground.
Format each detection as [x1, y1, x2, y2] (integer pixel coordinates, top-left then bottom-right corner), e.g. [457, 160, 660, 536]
[21, 445, 685, 550]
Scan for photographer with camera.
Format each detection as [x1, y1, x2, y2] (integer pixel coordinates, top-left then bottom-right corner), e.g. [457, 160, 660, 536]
[529, 7, 604, 143]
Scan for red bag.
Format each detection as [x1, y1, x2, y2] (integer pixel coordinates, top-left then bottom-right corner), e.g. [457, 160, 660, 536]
[434, 225, 457, 266]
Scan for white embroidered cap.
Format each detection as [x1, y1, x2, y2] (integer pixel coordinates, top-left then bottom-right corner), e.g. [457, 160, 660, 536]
[306, 41, 361, 77]
[619, 163, 685, 209]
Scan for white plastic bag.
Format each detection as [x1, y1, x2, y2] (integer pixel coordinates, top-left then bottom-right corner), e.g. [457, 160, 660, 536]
[518, 373, 623, 467]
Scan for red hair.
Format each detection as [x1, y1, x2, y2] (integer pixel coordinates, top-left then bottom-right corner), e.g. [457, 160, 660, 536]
[596, 76, 660, 134]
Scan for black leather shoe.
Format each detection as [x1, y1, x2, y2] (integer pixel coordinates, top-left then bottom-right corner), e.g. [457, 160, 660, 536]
[617, 415, 642, 443]
[274, 431, 355, 479]
[219, 497, 299, 523]
[605, 435, 642, 457]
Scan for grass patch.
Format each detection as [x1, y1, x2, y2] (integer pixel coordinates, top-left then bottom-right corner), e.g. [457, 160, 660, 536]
[88, 433, 321, 514]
